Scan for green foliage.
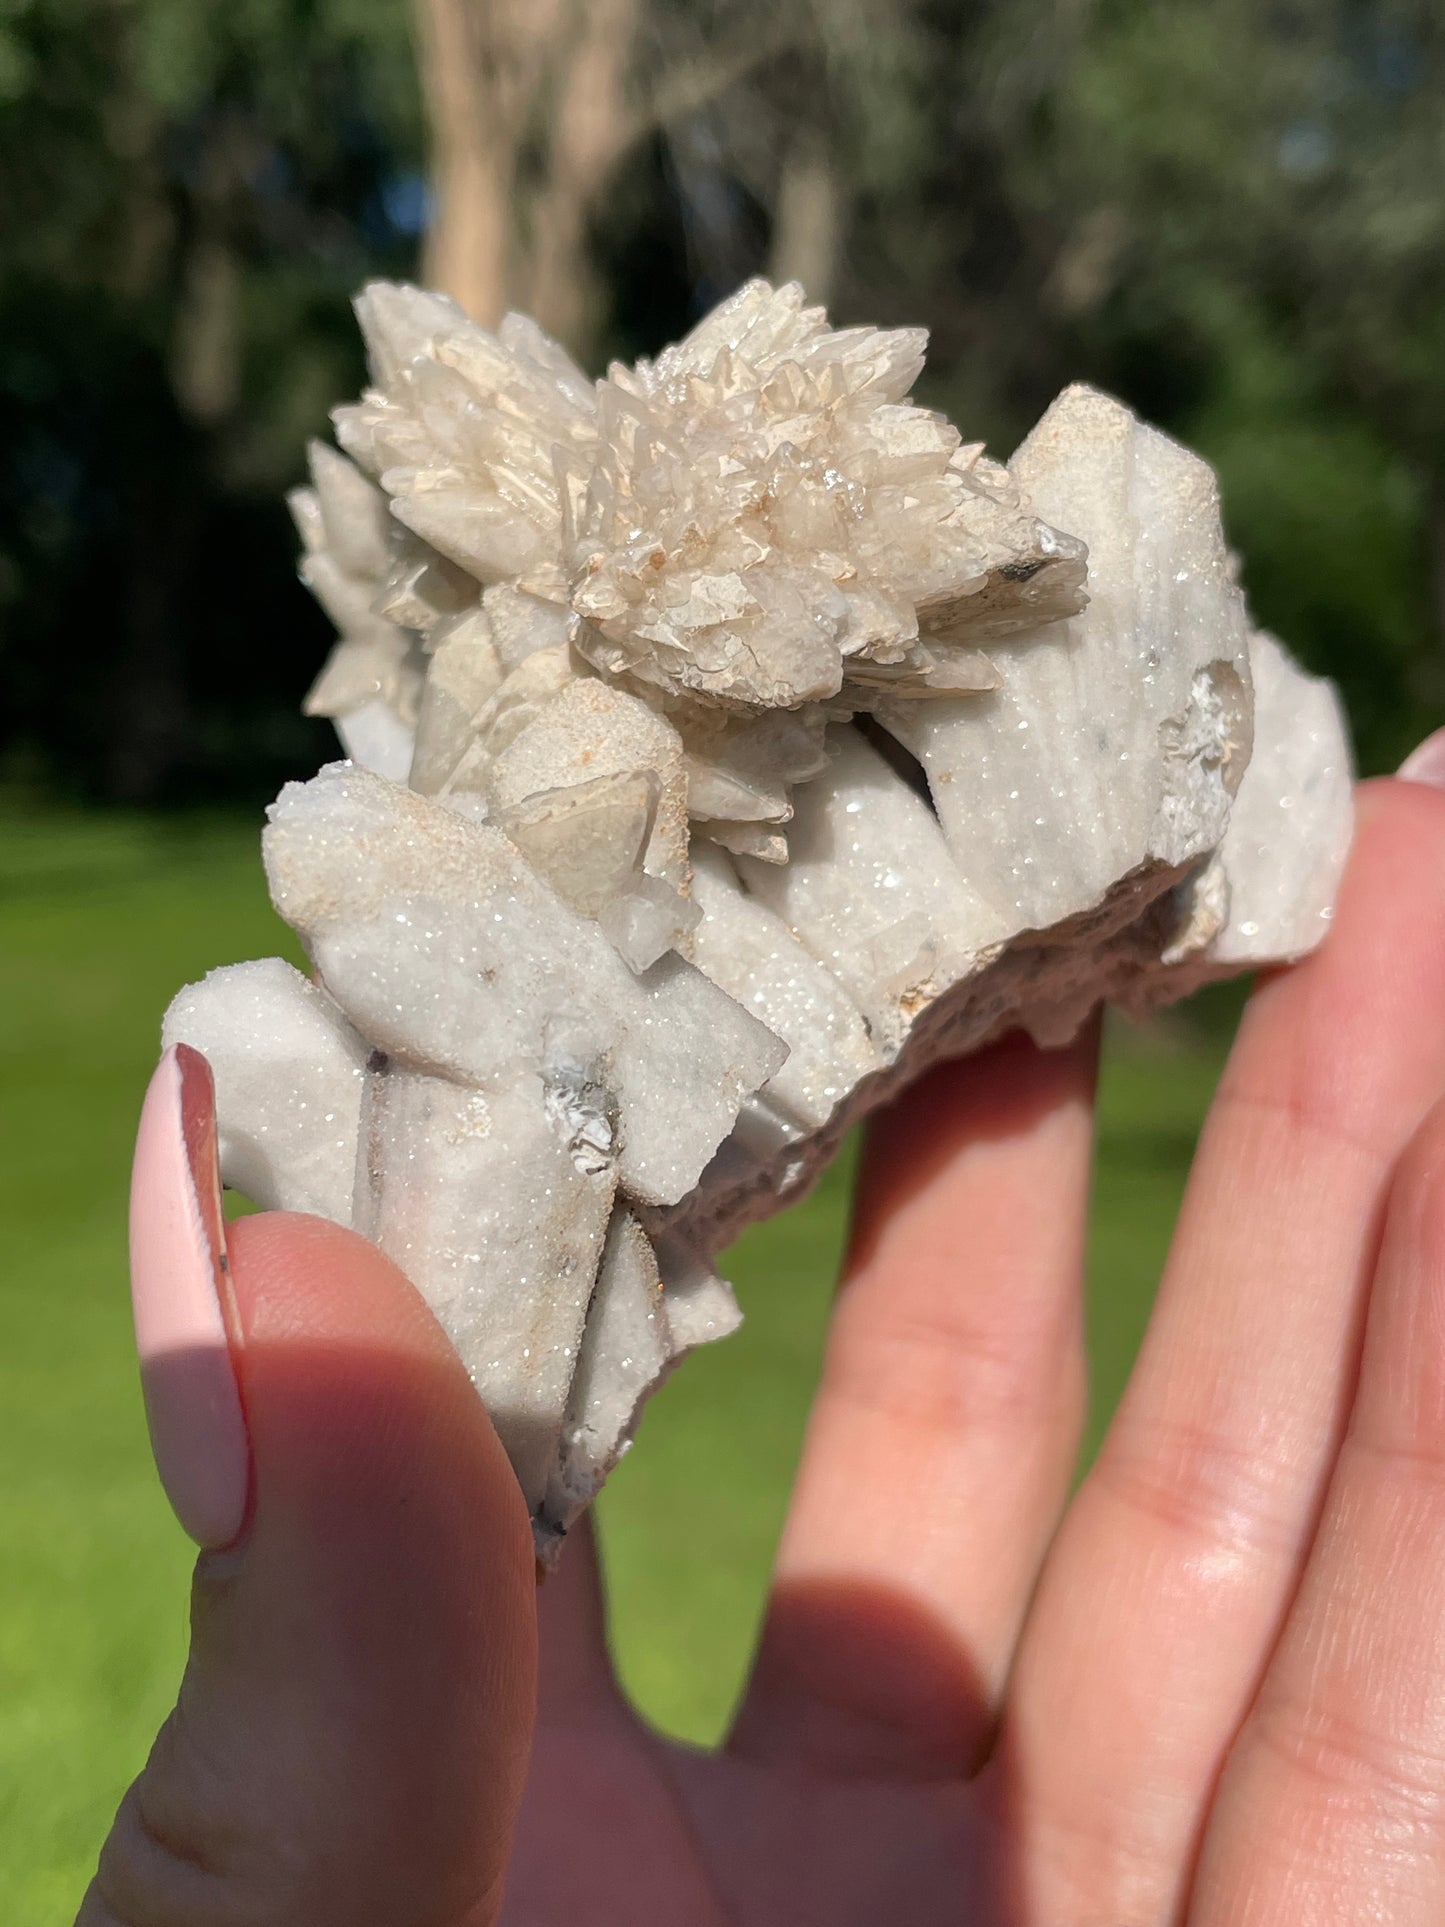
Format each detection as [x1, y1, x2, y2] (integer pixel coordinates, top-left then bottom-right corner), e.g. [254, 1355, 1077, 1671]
[0, 0, 426, 803]
[1193, 343, 1434, 769]
[770, 0, 1444, 770]
[1025, 0, 1445, 764]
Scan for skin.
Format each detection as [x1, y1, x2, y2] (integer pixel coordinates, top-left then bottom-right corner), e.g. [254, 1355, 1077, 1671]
[79, 774, 1445, 1926]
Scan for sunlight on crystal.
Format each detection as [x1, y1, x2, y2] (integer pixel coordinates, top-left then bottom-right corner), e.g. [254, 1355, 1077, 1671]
[162, 277, 1353, 1560]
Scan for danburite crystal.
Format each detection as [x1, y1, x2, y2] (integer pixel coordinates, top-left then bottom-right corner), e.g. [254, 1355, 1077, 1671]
[571, 283, 1090, 707]
[162, 279, 1354, 1558]
[162, 958, 367, 1220]
[290, 439, 475, 782]
[261, 763, 785, 1211]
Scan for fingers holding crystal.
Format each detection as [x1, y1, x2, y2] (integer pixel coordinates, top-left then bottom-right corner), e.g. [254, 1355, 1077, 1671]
[163, 276, 1355, 1577]
[83, 1211, 536, 1927]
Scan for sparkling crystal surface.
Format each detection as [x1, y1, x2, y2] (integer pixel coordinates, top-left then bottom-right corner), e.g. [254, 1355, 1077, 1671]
[164, 280, 1355, 1556]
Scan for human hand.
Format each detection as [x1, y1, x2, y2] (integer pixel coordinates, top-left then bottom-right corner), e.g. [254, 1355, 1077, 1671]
[81, 761, 1445, 1925]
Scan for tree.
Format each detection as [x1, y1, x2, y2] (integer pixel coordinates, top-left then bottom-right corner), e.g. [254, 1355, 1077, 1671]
[0, 0, 426, 800]
[642, 0, 1445, 765]
[411, 0, 806, 348]
[1020, 0, 1445, 760]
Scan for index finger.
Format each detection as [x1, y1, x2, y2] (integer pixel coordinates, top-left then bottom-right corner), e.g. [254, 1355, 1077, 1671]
[729, 1022, 1098, 1780]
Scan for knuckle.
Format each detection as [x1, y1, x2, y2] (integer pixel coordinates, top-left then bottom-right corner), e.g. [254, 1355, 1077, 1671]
[92, 1711, 291, 1927]
[1352, 1105, 1445, 1463]
[93, 1780, 231, 1927]
[1094, 1409, 1305, 1559]
[1346, 1428, 1445, 1501]
[1388, 1099, 1445, 1262]
[826, 1292, 1084, 1438]
[1207, 1077, 1383, 1179]
[1250, 1689, 1445, 1833]
[95, 1704, 502, 1927]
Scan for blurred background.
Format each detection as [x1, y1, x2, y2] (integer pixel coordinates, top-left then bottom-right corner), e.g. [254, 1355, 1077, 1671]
[2, 0, 1442, 1914]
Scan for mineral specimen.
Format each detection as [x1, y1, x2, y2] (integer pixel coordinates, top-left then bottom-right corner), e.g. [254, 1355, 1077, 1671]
[163, 278, 1353, 1558]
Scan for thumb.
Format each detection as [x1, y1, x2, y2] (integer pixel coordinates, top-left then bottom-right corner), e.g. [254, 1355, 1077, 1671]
[80, 1046, 537, 1927]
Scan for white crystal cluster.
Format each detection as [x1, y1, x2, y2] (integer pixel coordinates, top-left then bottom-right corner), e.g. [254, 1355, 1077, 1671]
[165, 280, 1353, 1557]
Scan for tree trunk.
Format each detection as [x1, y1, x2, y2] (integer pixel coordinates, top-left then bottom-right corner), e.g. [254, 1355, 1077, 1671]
[411, 0, 516, 322]
[522, 0, 641, 356]
[768, 125, 842, 307]
[410, 0, 781, 346]
[171, 235, 242, 424]
[1430, 478, 1445, 680]
[411, 0, 573, 323]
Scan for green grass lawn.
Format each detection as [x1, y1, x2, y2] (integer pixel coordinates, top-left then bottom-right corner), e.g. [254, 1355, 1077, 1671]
[0, 804, 1233, 1921]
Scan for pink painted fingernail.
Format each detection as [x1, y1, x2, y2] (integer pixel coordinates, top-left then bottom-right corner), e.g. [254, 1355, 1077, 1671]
[1397, 727, 1445, 789]
[129, 1044, 250, 1548]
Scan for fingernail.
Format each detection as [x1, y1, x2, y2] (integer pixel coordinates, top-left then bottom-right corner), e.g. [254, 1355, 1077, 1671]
[129, 1044, 250, 1548]
[1397, 727, 1445, 789]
